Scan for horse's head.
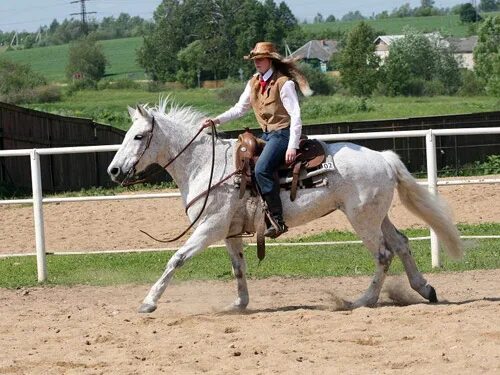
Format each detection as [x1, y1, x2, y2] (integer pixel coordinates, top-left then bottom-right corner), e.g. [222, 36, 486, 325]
[108, 105, 163, 184]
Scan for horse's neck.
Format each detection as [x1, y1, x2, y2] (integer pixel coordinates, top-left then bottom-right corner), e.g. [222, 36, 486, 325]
[166, 134, 235, 203]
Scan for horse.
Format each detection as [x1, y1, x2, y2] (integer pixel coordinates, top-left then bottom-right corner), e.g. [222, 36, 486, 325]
[107, 100, 463, 314]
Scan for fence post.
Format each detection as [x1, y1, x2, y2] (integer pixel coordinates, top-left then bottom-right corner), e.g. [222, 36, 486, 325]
[425, 130, 440, 268]
[30, 149, 47, 282]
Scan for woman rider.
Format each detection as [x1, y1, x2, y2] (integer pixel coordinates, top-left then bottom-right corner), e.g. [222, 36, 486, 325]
[202, 42, 312, 238]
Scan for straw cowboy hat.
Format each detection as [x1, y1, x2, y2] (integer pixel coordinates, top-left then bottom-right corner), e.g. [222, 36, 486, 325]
[244, 42, 285, 61]
[244, 41, 313, 97]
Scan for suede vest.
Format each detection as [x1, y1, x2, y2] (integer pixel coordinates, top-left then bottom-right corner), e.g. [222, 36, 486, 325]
[250, 71, 291, 132]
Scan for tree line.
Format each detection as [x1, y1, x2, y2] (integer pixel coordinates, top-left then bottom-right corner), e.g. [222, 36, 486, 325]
[0, 13, 152, 48]
[311, 0, 498, 23]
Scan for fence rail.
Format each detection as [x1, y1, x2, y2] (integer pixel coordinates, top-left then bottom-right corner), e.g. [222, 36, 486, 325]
[1, 127, 500, 282]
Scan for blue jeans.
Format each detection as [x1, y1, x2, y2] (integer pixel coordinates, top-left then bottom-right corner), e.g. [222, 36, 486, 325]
[255, 128, 290, 195]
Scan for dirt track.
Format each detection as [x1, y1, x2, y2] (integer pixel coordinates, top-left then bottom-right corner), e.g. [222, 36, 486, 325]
[0, 270, 499, 374]
[0, 178, 499, 374]
[0, 177, 499, 254]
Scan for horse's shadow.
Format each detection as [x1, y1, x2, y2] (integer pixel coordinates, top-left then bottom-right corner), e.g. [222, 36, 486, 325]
[217, 297, 500, 315]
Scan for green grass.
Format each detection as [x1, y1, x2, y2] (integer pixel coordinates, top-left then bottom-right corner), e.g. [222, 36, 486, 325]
[303, 13, 499, 37]
[1, 223, 498, 288]
[2, 37, 145, 82]
[30, 89, 500, 131]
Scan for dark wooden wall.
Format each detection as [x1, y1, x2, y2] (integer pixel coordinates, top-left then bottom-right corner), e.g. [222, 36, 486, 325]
[0, 102, 125, 192]
[1, 101, 499, 193]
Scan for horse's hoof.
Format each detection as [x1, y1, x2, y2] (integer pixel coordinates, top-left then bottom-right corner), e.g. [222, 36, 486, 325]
[138, 303, 157, 313]
[223, 302, 248, 313]
[428, 286, 438, 303]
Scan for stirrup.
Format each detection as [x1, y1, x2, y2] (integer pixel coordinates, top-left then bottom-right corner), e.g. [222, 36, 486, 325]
[264, 219, 288, 239]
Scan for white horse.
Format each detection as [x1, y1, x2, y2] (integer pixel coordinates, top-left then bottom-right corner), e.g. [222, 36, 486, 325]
[108, 101, 463, 313]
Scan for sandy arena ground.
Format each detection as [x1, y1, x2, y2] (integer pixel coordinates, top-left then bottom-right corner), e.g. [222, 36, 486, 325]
[0, 271, 499, 374]
[0, 178, 499, 374]
[0, 177, 499, 254]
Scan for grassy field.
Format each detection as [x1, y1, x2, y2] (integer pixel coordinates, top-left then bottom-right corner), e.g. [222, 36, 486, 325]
[2, 37, 145, 82]
[303, 12, 500, 37]
[30, 89, 500, 131]
[304, 14, 466, 36]
[0, 224, 498, 288]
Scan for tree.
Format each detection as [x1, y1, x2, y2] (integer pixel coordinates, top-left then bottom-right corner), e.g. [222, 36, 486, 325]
[391, 3, 413, 18]
[65, 37, 107, 82]
[138, 0, 300, 82]
[479, 0, 499, 12]
[341, 11, 365, 21]
[421, 0, 435, 8]
[313, 13, 324, 23]
[460, 3, 482, 23]
[474, 15, 500, 96]
[326, 15, 336, 22]
[381, 30, 461, 96]
[176, 40, 207, 87]
[338, 21, 380, 96]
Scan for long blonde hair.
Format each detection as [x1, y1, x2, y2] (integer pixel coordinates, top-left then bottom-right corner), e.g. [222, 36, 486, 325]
[273, 59, 313, 97]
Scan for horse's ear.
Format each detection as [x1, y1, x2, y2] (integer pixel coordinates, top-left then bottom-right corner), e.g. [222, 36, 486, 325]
[127, 106, 136, 118]
[137, 105, 149, 118]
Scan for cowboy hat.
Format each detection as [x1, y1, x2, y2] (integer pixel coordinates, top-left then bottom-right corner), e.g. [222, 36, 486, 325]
[244, 42, 285, 61]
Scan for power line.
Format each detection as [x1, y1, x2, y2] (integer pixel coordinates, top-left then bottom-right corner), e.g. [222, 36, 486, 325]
[70, 0, 96, 35]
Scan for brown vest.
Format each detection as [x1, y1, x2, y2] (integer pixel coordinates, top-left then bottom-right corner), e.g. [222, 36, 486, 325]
[250, 71, 291, 132]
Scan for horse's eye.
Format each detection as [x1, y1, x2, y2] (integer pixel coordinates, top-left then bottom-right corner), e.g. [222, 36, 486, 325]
[134, 134, 144, 140]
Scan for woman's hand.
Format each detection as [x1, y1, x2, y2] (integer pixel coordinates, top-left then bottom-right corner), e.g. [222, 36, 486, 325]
[202, 118, 219, 129]
[285, 148, 297, 164]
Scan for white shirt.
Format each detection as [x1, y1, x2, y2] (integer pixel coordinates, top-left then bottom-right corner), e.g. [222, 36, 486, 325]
[215, 68, 303, 150]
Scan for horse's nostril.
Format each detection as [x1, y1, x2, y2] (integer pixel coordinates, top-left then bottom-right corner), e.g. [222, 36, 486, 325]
[110, 167, 120, 176]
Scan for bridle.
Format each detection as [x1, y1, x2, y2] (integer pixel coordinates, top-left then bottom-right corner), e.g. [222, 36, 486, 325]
[120, 117, 237, 243]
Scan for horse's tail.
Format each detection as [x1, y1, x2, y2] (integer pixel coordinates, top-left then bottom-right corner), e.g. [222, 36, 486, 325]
[381, 150, 463, 259]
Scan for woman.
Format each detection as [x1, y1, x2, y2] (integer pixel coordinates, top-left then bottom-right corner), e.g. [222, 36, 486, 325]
[202, 42, 312, 238]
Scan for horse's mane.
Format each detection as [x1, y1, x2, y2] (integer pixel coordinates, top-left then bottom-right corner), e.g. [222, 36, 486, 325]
[145, 96, 207, 133]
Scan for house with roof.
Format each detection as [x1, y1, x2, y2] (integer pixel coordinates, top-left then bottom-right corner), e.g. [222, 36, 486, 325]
[445, 36, 478, 70]
[289, 40, 340, 72]
[374, 33, 478, 70]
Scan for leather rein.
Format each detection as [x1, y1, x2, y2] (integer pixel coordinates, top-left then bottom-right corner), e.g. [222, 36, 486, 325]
[121, 118, 237, 243]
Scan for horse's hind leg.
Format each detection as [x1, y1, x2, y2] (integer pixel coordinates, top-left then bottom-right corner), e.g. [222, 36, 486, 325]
[348, 215, 394, 308]
[224, 237, 249, 310]
[381, 217, 438, 303]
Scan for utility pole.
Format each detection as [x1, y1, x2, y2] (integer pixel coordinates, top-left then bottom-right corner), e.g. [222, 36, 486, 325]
[70, 0, 97, 35]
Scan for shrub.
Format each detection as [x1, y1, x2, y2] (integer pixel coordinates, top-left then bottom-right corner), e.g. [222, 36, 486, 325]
[216, 80, 246, 104]
[301, 96, 373, 118]
[65, 37, 108, 83]
[0, 58, 46, 95]
[457, 70, 485, 96]
[299, 63, 339, 96]
[97, 78, 140, 90]
[66, 79, 98, 95]
[0, 58, 59, 104]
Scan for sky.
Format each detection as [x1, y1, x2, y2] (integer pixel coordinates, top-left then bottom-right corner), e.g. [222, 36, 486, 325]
[0, 0, 466, 33]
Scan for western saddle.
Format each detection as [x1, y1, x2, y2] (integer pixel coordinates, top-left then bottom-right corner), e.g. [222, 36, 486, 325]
[233, 128, 328, 261]
[235, 128, 326, 200]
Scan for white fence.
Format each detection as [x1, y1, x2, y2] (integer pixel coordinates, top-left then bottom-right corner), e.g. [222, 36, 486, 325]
[1, 127, 499, 282]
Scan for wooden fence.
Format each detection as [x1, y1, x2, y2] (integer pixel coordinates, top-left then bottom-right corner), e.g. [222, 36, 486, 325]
[1, 101, 499, 192]
[0, 102, 125, 192]
[225, 111, 500, 175]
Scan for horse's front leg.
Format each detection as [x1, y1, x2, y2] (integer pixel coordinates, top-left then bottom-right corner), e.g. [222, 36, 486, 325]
[225, 237, 249, 311]
[139, 218, 228, 313]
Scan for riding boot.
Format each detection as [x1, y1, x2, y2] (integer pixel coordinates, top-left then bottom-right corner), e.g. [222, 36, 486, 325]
[262, 190, 288, 239]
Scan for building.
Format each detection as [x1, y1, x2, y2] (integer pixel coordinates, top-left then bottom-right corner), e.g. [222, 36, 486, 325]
[445, 36, 478, 70]
[374, 33, 478, 70]
[289, 40, 339, 71]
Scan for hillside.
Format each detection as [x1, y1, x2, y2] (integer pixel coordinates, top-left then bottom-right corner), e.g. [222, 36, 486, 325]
[1, 12, 498, 83]
[1, 37, 146, 82]
[303, 13, 499, 37]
